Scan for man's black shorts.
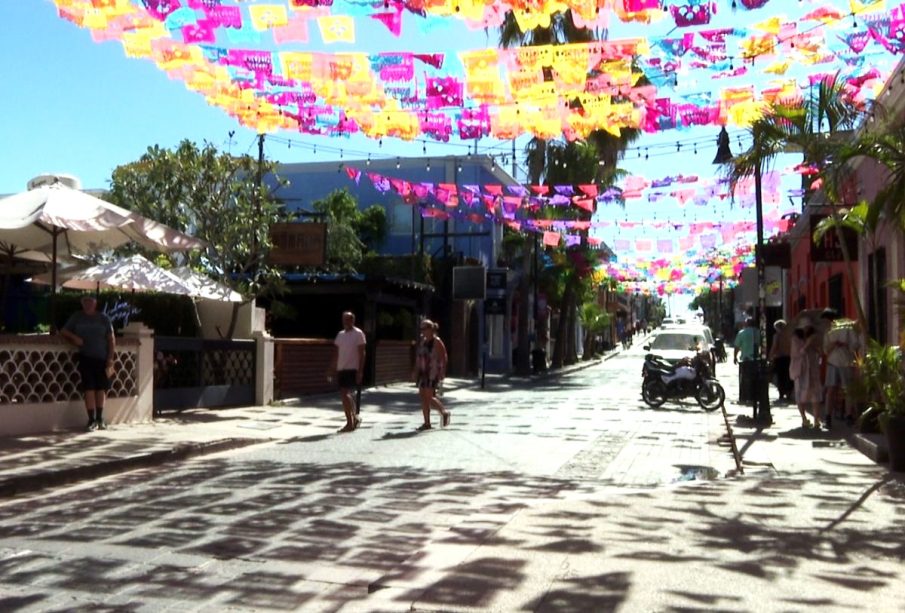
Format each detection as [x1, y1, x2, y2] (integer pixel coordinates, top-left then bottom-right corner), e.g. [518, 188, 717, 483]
[337, 369, 358, 389]
[77, 355, 111, 392]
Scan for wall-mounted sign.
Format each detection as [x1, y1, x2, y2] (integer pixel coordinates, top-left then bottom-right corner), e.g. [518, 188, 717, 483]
[810, 215, 858, 263]
[759, 242, 791, 268]
[486, 269, 508, 293]
[452, 265, 486, 300]
[268, 223, 327, 267]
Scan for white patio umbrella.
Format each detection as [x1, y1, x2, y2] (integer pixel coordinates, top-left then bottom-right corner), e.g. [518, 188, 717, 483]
[0, 181, 204, 256]
[0, 179, 204, 323]
[170, 266, 245, 302]
[28, 254, 195, 296]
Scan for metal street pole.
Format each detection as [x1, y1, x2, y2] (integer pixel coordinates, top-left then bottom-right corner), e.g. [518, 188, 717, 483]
[718, 273, 723, 337]
[753, 153, 772, 425]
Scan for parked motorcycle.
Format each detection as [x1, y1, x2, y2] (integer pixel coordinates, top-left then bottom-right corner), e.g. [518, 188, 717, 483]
[641, 352, 725, 411]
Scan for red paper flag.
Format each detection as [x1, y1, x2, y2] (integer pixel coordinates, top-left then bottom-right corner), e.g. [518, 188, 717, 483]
[578, 184, 598, 198]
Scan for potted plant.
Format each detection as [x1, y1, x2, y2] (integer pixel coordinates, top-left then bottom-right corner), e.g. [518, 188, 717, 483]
[856, 339, 905, 471]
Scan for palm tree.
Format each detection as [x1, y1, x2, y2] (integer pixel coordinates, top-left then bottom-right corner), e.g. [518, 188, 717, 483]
[498, 12, 639, 367]
[822, 122, 905, 341]
[724, 73, 871, 334]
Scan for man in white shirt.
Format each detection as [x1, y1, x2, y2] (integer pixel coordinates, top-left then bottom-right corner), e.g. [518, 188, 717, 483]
[329, 311, 366, 432]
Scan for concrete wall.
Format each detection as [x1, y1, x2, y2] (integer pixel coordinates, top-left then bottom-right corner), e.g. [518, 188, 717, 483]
[0, 323, 153, 436]
[195, 300, 260, 339]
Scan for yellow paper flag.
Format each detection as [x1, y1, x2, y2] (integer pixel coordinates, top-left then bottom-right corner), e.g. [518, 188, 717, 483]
[317, 15, 355, 44]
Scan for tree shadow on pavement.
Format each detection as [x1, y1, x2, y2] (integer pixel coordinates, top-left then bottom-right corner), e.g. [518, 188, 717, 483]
[0, 426, 902, 611]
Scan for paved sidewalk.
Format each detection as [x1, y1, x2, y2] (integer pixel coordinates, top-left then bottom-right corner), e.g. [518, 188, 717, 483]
[0, 356, 607, 499]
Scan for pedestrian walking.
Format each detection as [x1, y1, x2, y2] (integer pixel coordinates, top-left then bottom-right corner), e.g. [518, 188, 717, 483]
[769, 319, 793, 402]
[59, 296, 115, 431]
[413, 319, 450, 431]
[821, 308, 862, 427]
[790, 317, 824, 429]
[328, 311, 366, 433]
[733, 317, 760, 405]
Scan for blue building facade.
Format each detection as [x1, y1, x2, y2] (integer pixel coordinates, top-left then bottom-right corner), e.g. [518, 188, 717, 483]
[266, 155, 519, 375]
[267, 155, 514, 265]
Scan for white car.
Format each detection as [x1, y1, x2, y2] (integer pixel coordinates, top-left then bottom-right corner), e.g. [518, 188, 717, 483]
[643, 330, 712, 366]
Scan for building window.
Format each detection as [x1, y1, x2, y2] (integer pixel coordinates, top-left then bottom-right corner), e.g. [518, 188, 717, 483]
[868, 248, 888, 342]
[828, 274, 844, 316]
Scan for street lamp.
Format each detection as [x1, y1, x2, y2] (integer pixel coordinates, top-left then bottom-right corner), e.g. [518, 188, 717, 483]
[714, 126, 771, 425]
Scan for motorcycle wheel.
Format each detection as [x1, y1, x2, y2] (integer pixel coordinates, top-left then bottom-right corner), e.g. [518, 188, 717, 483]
[697, 380, 725, 411]
[642, 379, 667, 408]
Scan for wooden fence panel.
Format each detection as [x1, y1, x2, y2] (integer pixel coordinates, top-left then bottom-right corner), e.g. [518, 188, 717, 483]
[375, 340, 414, 385]
[274, 338, 415, 399]
[274, 339, 335, 399]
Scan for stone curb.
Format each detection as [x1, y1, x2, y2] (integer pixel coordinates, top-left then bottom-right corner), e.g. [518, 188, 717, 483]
[0, 437, 262, 499]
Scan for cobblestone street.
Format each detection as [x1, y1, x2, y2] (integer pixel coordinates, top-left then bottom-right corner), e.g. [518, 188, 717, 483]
[0, 348, 902, 612]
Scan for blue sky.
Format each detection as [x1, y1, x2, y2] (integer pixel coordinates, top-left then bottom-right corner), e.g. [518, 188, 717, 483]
[0, 1, 499, 194]
[1, 1, 823, 194]
[1, 0, 886, 264]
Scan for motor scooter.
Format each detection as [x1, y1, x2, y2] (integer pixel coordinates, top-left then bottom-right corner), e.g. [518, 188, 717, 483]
[641, 352, 725, 411]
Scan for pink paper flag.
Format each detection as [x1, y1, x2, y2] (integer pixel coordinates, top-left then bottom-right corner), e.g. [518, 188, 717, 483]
[543, 232, 561, 247]
[273, 17, 309, 44]
[371, 11, 402, 37]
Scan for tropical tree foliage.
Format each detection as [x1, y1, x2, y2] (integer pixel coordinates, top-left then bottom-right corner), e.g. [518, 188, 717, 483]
[580, 301, 611, 358]
[108, 139, 287, 338]
[311, 189, 387, 272]
[722, 73, 871, 334]
[498, 13, 638, 368]
[824, 120, 905, 343]
[827, 122, 905, 230]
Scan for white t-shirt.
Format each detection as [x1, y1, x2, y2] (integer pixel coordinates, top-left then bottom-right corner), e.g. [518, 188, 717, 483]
[335, 326, 366, 371]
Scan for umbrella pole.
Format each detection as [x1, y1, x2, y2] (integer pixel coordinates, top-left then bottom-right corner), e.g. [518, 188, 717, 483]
[50, 229, 59, 332]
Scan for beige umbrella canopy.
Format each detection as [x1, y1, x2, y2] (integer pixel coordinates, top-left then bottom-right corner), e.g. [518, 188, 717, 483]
[0, 180, 204, 256]
[170, 267, 245, 302]
[29, 255, 196, 296]
[0, 177, 204, 324]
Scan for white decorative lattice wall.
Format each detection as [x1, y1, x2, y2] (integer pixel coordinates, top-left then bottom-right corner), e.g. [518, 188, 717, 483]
[0, 348, 137, 405]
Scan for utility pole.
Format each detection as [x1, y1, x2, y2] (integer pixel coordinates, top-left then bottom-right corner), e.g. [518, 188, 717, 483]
[511, 139, 517, 179]
[753, 147, 772, 425]
[254, 133, 265, 282]
[718, 273, 724, 338]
